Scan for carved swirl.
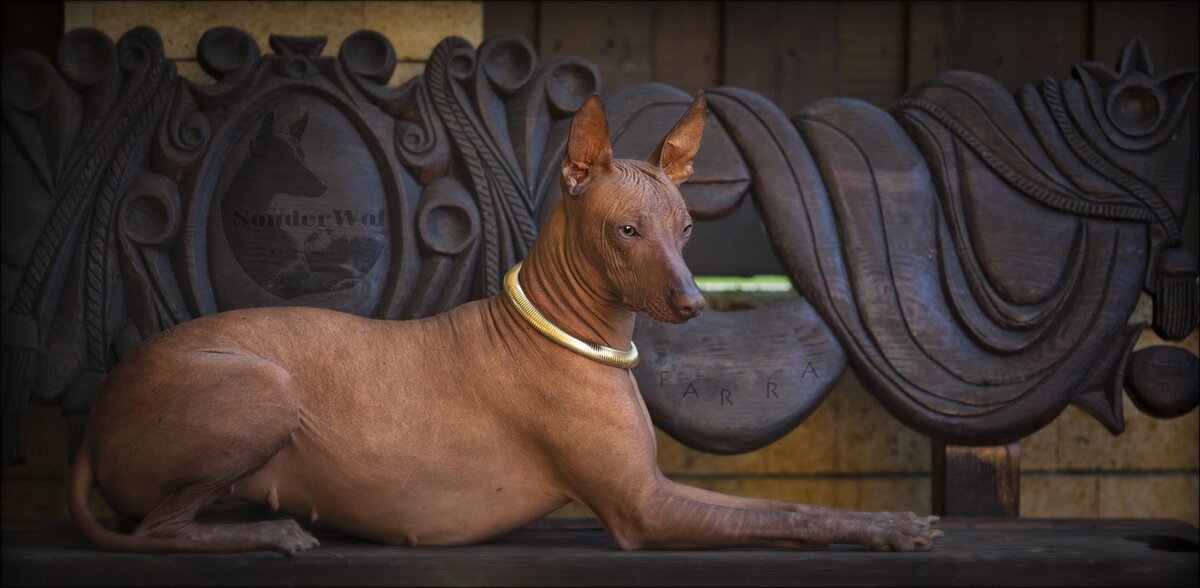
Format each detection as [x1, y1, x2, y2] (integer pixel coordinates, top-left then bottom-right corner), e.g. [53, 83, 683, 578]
[169, 108, 210, 152]
[152, 83, 210, 178]
[393, 80, 451, 183]
[396, 111, 439, 157]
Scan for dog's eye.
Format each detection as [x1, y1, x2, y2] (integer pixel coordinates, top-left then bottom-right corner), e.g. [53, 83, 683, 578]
[620, 225, 638, 237]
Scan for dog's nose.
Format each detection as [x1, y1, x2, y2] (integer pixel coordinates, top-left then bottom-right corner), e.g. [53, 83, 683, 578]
[673, 289, 706, 319]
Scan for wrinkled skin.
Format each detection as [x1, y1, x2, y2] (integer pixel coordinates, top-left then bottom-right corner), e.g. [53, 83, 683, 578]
[68, 92, 942, 555]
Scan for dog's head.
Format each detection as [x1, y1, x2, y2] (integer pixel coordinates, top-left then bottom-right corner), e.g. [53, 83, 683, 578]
[559, 92, 707, 324]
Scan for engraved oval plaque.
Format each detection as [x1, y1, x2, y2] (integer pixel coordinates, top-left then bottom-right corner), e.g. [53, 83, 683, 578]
[632, 297, 847, 454]
[207, 94, 390, 315]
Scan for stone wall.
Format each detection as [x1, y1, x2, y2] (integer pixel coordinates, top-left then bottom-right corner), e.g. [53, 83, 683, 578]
[63, 1, 483, 85]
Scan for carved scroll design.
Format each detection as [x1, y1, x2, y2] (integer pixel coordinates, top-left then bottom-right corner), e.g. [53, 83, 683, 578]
[0, 28, 599, 463]
[423, 35, 600, 297]
[1, 26, 176, 462]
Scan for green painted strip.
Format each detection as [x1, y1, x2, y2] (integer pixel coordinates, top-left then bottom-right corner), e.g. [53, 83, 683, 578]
[694, 275, 794, 293]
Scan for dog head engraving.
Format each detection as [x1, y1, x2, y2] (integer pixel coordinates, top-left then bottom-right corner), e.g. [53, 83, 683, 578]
[248, 110, 327, 200]
[560, 92, 707, 324]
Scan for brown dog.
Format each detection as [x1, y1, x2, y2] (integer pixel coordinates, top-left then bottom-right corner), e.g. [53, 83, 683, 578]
[68, 92, 942, 555]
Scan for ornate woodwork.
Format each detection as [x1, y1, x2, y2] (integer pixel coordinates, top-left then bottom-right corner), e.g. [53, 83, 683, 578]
[1, 28, 1196, 464]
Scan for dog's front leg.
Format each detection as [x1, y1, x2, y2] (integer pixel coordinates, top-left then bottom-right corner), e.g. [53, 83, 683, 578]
[549, 380, 939, 552]
[661, 478, 941, 533]
[578, 475, 940, 552]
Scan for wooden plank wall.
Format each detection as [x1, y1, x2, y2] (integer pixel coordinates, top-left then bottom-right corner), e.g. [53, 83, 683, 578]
[485, 0, 1200, 264]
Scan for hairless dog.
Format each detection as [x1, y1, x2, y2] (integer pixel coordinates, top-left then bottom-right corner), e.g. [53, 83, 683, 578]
[68, 92, 942, 555]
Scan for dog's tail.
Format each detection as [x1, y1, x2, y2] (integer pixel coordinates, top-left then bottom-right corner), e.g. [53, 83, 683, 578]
[67, 443, 194, 552]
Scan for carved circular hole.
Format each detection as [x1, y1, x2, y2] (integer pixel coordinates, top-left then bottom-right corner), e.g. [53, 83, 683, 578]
[403, 132, 420, 149]
[198, 27, 260, 78]
[285, 57, 310, 78]
[121, 193, 173, 245]
[339, 30, 395, 84]
[546, 60, 600, 115]
[181, 125, 203, 146]
[1107, 83, 1164, 137]
[448, 52, 475, 78]
[119, 45, 147, 72]
[483, 39, 534, 93]
[420, 204, 475, 255]
[58, 28, 116, 87]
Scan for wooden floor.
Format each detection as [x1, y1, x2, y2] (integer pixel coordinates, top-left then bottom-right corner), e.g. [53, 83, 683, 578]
[3, 517, 1197, 587]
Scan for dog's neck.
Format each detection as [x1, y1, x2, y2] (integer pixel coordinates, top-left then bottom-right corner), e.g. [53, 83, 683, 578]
[514, 202, 635, 353]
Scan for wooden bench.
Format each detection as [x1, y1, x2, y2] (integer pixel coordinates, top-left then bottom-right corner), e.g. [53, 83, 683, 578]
[3, 517, 1196, 586]
[1, 26, 1197, 586]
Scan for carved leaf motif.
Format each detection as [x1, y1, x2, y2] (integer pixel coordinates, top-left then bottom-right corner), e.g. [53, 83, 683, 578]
[0, 26, 175, 463]
[424, 35, 598, 296]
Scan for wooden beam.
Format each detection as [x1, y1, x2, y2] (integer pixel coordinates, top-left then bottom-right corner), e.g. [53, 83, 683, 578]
[932, 441, 1020, 517]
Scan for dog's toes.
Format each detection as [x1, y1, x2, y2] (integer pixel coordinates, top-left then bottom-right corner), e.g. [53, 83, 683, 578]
[268, 520, 321, 556]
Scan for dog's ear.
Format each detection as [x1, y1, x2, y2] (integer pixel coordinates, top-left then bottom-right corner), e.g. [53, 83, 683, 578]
[288, 111, 309, 142]
[562, 94, 613, 196]
[648, 90, 706, 185]
[250, 111, 276, 155]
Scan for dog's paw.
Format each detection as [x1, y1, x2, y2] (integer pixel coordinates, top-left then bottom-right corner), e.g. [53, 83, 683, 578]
[861, 513, 943, 552]
[267, 519, 321, 556]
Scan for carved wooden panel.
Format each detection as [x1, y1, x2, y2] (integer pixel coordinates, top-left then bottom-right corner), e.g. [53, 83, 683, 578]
[0, 28, 601, 462]
[569, 37, 1198, 449]
[2, 29, 1196, 463]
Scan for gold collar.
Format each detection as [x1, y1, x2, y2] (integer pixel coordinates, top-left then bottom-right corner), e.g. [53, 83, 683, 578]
[503, 262, 638, 369]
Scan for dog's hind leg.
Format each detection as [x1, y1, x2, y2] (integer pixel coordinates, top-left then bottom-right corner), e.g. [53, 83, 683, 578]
[80, 350, 318, 555]
[131, 479, 318, 555]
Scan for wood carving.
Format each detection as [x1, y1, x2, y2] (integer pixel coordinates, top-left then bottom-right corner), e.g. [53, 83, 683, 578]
[1, 29, 1196, 464]
[606, 38, 1198, 447]
[0, 28, 599, 463]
